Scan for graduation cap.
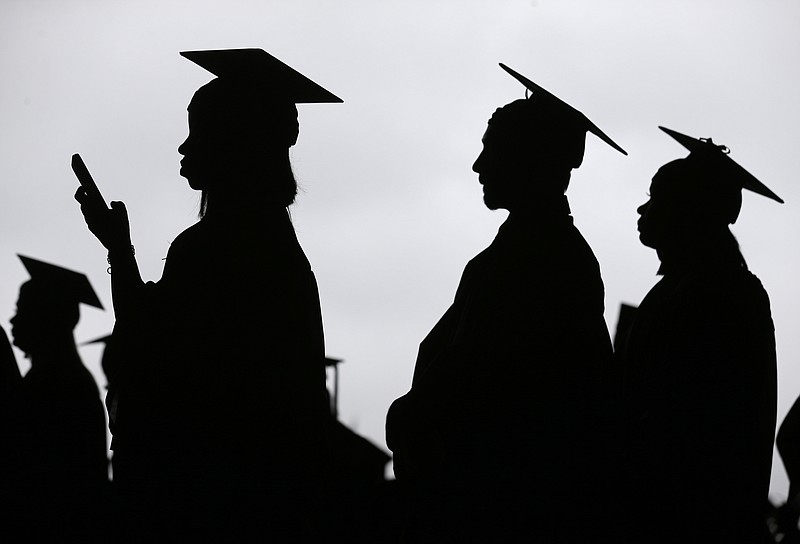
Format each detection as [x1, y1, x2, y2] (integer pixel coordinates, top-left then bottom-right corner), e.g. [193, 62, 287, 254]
[659, 126, 783, 204]
[499, 63, 627, 156]
[18, 255, 103, 310]
[81, 334, 112, 346]
[325, 356, 343, 418]
[180, 48, 342, 104]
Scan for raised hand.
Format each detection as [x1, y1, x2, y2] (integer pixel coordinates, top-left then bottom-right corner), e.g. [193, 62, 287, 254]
[74, 189, 132, 252]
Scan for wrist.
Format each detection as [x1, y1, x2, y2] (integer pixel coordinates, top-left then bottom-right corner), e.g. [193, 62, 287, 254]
[107, 243, 134, 255]
[106, 245, 135, 273]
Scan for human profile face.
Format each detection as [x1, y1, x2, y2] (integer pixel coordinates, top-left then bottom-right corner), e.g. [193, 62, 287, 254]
[178, 89, 292, 194]
[178, 105, 229, 191]
[637, 170, 686, 250]
[10, 284, 36, 356]
[472, 126, 526, 211]
[636, 193, 657, 249]
[10, 283, 78, 358]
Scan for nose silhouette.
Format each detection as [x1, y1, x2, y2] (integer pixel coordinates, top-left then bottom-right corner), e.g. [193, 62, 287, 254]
[472, 152, 483, 174]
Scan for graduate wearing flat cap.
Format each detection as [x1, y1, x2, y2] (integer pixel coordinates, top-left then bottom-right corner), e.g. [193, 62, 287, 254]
[75, 49, 338, 540]
[386, 65, 626, 542]
[2, 256, 108, 541]
[617, 128, 780, 544]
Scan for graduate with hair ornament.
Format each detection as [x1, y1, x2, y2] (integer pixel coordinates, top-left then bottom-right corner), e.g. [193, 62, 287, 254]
[618, 127, 781, 544]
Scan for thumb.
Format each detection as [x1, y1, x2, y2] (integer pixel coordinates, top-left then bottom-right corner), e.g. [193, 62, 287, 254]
[110, 200, 129, 219]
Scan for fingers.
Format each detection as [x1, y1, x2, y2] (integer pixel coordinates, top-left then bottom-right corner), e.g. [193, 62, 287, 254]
[74, 187, 87, 203]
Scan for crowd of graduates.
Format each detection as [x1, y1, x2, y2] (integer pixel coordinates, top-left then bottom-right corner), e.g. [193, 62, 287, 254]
[1, 48, 796, 543]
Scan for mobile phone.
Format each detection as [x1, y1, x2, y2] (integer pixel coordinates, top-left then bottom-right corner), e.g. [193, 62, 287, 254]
[71, 153, 109, 210]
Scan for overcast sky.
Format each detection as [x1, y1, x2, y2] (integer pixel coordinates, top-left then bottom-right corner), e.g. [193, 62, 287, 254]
[2, 0, 799, 498]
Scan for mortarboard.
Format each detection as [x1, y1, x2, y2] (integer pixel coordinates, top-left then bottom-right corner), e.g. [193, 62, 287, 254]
[325, 356, 343, 418]
[81, 334, 112, 346]
[659, 126, 783, 204]
[499, 63, 627, 156]
[18, 255, 103, 310]
[180, 48, 343, 104]
[324, 356, 343, 367]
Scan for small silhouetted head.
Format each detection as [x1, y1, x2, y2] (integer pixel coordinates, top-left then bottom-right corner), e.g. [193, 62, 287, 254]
[10, 256, 103, 356]
[473, 64, 626, 211]
[637, 127, 782, 265]
[83, 333, 115, 381]
[178, 48, 342, 209]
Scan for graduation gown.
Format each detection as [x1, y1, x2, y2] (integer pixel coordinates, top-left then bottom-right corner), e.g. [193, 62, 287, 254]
[619, 256, 776, 543]
[4, 356, 108, 540]
[108, 208, 329, 538]
[387, 196, 612, 542]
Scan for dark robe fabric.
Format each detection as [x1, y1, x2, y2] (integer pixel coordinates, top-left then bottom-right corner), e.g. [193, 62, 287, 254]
[3, 356, 108, 541]
[618, 256, 776, 544]
[777, 396, 800, 499]
[387, 196, 613, 542]
[772, 395, 800, 541]
[107, 208, 329, 540]
[0, 326, 20, 401]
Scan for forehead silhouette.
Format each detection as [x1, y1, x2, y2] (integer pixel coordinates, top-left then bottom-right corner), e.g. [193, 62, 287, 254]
[652, 157, 747, 225]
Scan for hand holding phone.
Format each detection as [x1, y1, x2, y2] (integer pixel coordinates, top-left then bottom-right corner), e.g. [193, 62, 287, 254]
[72, 153, 130, 252]
[71, 153, 108, 210]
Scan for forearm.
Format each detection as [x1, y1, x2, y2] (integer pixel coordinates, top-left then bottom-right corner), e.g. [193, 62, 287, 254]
[107, 246, 145, 320]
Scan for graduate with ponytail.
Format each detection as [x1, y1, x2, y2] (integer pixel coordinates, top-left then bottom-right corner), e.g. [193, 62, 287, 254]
[76, 48, 341, 541]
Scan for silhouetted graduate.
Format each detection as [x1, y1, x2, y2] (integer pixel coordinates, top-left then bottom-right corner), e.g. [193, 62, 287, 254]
[618, 127, 780, 544]
[75, 48, 339, 541]
[386, 64, 625, 542]
[3, 256, 108, 541]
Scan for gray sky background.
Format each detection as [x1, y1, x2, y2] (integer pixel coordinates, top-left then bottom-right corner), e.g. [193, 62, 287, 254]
[2, 0, 799, 499]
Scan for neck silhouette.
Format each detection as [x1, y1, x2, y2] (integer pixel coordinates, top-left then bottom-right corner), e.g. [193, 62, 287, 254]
[28, 330, 82, 371]
[655, 226, 745, 275]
